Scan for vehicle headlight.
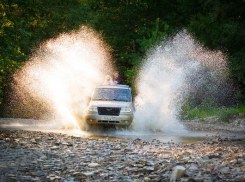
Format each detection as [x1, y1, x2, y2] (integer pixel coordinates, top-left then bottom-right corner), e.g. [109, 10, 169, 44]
[121, 107, 131, 112]
[88, 106, 98, 112]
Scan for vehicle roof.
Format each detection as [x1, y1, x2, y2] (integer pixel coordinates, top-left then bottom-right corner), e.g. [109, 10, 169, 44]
[96, 84, 130, 89]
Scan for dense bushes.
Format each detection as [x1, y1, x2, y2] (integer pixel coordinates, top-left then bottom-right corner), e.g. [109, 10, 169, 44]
[0, 0, 244, 116]
[181, 104, 245, 122]
[0, 0, 94, 114]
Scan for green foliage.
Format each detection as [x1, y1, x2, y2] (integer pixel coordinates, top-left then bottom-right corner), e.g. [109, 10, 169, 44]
[0, 0, 95, 115]
[87, 1, 173, 88]
[136, 18, 168, 53]
[0, 0, 245, 117]
[186, 0, 245, 91]
[182, 104, 245, 122]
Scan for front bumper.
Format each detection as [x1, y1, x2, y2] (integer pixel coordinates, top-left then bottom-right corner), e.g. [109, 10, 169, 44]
[85, 112, 133, 126]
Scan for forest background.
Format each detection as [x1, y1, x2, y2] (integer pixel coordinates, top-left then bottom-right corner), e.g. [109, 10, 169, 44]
[0, 0, 244, 119]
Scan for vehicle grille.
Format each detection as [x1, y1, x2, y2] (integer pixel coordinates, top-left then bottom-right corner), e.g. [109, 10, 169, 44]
[98, 120, 120, 124]
[98, 107, 121, 116]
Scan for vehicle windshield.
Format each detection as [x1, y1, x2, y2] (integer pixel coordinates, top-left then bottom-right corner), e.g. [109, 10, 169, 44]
[92, 88, 132, 102]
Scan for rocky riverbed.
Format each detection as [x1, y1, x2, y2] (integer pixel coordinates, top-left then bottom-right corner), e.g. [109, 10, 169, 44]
[0, 128, 245, 182]
[182, 115, 245, 134]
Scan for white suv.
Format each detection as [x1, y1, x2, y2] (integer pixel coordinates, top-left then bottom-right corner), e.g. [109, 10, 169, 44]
[85, 85, 134, 126]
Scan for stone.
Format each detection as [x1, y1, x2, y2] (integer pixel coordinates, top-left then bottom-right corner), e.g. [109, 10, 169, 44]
[1, 122, 245, 182]
[55, 142, 61, 146]
[81, 172, 95, 177]
[88, 163, 100, 168]
[187, 178, 198, 182]
[143, 166, 155, 172]
[220, 167, 230, 174]
[170, 166, 186, 182]
[235, 175, 245, 181]
[144, 177, 151, 181]
[240, 166, 245, 171]
[189, 164, 199, 171]
[50, 146, 59, 150]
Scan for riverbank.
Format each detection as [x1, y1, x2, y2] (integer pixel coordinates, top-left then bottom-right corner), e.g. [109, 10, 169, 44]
[0, 128, 245, 181]
[1, 116, 245, 134]
[182, 115, 245, 134]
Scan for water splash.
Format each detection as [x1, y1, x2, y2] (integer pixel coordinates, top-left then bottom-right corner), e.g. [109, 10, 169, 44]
[10, 28, 232, 133]
[11, 26, 113, 129]
[133, 31, 228, 132]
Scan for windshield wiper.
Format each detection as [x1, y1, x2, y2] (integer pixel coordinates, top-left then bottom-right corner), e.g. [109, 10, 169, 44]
[112, 99, 129, 102]
[93, 98, 115, 101]
[93, 98, 103, 100]
[94, 98, 129, 102]
[99, 98, 120, 101]
[104, 99, 116, 101]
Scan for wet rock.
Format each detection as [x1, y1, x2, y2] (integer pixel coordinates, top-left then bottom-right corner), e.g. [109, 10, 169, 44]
[19, 176, 32, 181]
[207, 155, 221, 159]
[144, 177, 151, 181]
[81, 171, 95, 177]
[55, 142, 61, 146]
[187, 178, 198, 182]
[235, 175, 245, 181]
[50, 146, 59, 150]
[100, 173, 109, 178]
[43, 152, 58, 158]
[67, 143, 73, 147]
[142, 166, 155, 173]
[88, 163, 100, 168]
[240, 166, 245, 171]
[64, 177, 75, 182]
[170, 166, 186, 182]
[220, 167, 230, 174]
[107, 167, 114, 171]
[146, 161, 155, 166]
[125, 167, 138, 173]
[189, 164, 199, 171]
[6, 174, 16, 178]
[0, 127, 245, 182]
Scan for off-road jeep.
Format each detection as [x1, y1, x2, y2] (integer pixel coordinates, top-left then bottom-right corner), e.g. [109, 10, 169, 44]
[85, 85, 134, 126]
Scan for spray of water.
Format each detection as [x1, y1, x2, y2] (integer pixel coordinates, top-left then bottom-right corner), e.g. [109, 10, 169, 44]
[133, 31, 228, 132]
[12, 26, 113, 129]
[10, 28, 231, 133]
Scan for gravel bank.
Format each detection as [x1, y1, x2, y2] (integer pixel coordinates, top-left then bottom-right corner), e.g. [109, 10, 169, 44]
[0, 129, 245, 182]
[182, 116, 245, 134]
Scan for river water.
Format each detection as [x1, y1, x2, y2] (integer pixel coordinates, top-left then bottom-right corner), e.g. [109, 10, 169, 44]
[1, 118, 245, 143]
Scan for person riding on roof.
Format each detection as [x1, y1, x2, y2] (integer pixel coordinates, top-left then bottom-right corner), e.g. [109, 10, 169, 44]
[103, 75, 114, 85]
[113, 71, 124, 85]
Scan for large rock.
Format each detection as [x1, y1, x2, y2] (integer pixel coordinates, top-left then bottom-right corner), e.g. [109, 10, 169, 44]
[88, 163, 100, 168]
[170, 166, 186, 182]
[81, 172, 95, 177]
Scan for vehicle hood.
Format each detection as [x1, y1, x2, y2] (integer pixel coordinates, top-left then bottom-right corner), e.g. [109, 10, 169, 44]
[89, 101, 131, 108]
